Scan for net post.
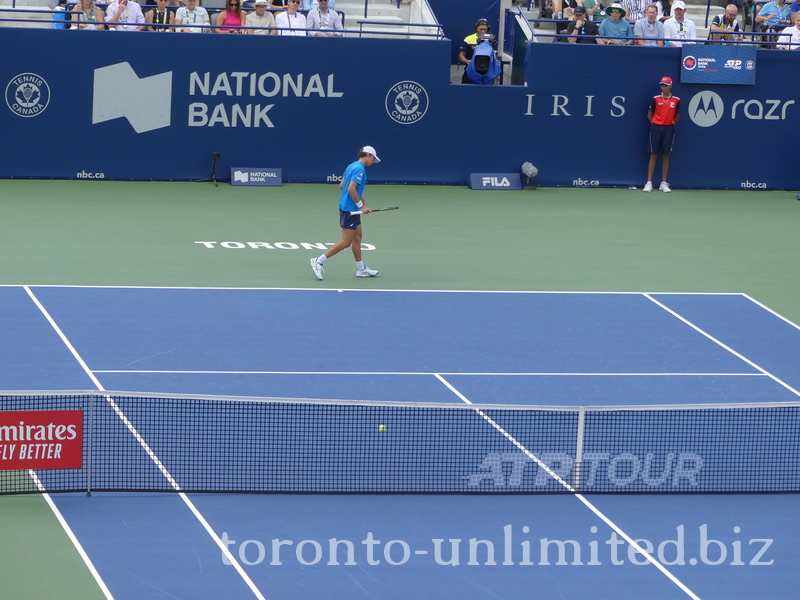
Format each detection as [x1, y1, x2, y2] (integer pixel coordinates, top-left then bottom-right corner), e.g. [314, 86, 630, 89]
[573, 407, 585, 491]
[86, 393, 93, 497]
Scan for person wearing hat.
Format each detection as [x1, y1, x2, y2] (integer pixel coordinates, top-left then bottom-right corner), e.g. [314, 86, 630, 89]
[634, 3, 665, 45]
[310, 146, 381, 280]
[245, 0, 276, 33]
[663, 0, 696, 45]
[566, 6, 602, 42]
[643, 76, 680, 194]
[598, 3, 634, 43]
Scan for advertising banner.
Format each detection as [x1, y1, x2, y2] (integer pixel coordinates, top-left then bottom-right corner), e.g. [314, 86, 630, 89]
[680, 45, 757, 85]
[0, 410, 83, 470]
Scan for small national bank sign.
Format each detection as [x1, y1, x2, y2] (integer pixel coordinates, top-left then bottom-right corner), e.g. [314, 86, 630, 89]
[0, 411, 83, 470]
[230, 167, 282, 187]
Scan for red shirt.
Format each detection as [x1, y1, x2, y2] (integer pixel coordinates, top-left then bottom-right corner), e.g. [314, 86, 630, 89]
[650, 94, 680, 126]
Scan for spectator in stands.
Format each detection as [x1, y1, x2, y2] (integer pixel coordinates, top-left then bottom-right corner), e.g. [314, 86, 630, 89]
[599, 3, 634, 44]
[777, 9, 800, 46]
[272, 0, 289, 14]
[276, 0, 307, 34]
[72, 0, 105, 29]
[756, 0, 791, 44]
[643, 76, 679, 194]
[582, 0, 606, 21]
[634, 3, 665, 44]
[245, 0, 276, 33]
[173, 0, 210, 32]
[215, 0, 244, 32]
[458, 19, 492, 83]
[302, 0, 336, 9]
[566, 6, 601, 42]
[146, 0, 174, 31]
[105, 0, 146, 30]
[306, 0, 343, 35]
[623, 0, 649, 24]
[663, 0, 696, 45]
[655, 0, 673, 22]
[709, 4, 742, 42]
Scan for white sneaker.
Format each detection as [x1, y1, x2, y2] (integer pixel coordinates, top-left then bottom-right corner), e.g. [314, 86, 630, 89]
[310, 258, 324, 280]
[659, 182, 671, 193]
[356, 266, 379, 278]
[643, 182, 653, 193]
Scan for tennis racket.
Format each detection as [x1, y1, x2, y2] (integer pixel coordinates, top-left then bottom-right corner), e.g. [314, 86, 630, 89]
[349, 207, 399, 215]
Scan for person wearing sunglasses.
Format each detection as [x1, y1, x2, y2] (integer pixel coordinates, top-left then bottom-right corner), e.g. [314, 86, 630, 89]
[246, 0, 277, 33]
[306, 0, 343, 35]
[146, 0, 174, 31]
[275, 0, 307, 35]
[216, 0, 244, 32]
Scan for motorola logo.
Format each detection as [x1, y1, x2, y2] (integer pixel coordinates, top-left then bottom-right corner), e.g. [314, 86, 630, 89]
[687, 91, 724, 128]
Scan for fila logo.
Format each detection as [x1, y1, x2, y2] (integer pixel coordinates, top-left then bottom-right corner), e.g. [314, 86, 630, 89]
[92, 62, 172, 133]
[482, 176, 511, 187]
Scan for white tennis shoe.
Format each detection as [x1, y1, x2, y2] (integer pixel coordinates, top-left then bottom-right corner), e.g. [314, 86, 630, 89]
[310, 258, 324, 280]
[659, 182, 671, 193]
[643, 182, 653, 193]
[356, 266, 379, 278]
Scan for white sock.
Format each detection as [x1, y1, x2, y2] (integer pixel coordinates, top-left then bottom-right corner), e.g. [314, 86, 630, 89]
[356, 261, 365, 271]
[317, 255, 327, 264]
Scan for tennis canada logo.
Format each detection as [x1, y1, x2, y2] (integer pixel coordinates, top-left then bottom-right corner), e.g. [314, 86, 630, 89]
[5, 73, 50, 118]
[385, 81, 429, 125]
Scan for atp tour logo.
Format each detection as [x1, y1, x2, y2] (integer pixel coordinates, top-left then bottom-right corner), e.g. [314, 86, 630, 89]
[5, 73, 50, 118]
[92, 62, 172, 133]
[723, 59, 743, 70]
[682, 56, 697, 71]
[687, 91, 724, 128]
[385, 80, 429, 125]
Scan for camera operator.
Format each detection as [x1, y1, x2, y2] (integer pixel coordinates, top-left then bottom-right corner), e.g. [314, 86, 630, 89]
[458, 18, 497, 84]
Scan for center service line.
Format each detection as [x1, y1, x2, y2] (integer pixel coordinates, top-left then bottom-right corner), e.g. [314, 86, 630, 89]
[23, 285, 268, 600]
[433, 373, 703, 600]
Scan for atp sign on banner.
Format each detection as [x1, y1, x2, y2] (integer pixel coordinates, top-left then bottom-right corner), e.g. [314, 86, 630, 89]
[0, 411, 83, 470]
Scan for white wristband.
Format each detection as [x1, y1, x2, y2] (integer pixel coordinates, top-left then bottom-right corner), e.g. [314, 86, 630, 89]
[356, 201, 363, 208]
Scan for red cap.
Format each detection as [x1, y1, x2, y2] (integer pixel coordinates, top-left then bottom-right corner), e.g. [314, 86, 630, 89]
[660, 76, 673, 86]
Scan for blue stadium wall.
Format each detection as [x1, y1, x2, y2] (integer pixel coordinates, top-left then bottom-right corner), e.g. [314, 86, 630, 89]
[1, 28, 798, 190]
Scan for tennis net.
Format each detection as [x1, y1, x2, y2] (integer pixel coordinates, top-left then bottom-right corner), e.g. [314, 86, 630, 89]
[1, 391, 798, 495]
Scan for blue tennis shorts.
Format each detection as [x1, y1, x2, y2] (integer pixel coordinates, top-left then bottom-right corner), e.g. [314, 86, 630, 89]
[649, 123, 675, 155]
[339, 209, 361, 230]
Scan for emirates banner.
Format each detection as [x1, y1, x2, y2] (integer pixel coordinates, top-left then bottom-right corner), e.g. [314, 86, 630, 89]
[0, 410, 83, 470]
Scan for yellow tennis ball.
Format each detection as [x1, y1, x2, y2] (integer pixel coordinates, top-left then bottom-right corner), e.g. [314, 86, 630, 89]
[378, 425, 387, 433]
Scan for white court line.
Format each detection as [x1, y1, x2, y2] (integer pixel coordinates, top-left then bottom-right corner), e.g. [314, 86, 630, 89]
[92, 369, 764, 376]
[28, 471, 115, 600]
[741, 293, 800, 333]
[644, 293, 800, 399]
[433, 373, 702, 600]
[10, 283, 746, 295]
[23, 286, 268, 600]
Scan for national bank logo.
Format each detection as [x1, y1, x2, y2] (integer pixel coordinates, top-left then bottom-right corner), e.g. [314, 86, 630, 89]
[687, 91, 724, 128]
[234, 170, 249, 183]
[5, 73, 50, 118]
[682, 56, 697, 71]
[385, 80, 429, 125]
[92, 62, 172, 133]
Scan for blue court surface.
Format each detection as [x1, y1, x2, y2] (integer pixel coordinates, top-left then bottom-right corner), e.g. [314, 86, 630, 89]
[2, 285, 800, 600]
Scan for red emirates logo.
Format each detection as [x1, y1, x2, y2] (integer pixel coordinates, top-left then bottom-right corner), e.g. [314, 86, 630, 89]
[0, 411, 83, 470]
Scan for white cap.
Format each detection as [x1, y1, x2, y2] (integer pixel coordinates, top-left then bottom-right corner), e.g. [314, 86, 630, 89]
[361, 146, 381, 162]
[672, 0, 686, 9]
[254, 0, 268, 4]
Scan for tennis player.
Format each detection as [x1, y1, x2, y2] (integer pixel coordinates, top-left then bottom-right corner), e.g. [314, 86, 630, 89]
[643, 76, 680, 193]
[311, 146, 381, 280]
